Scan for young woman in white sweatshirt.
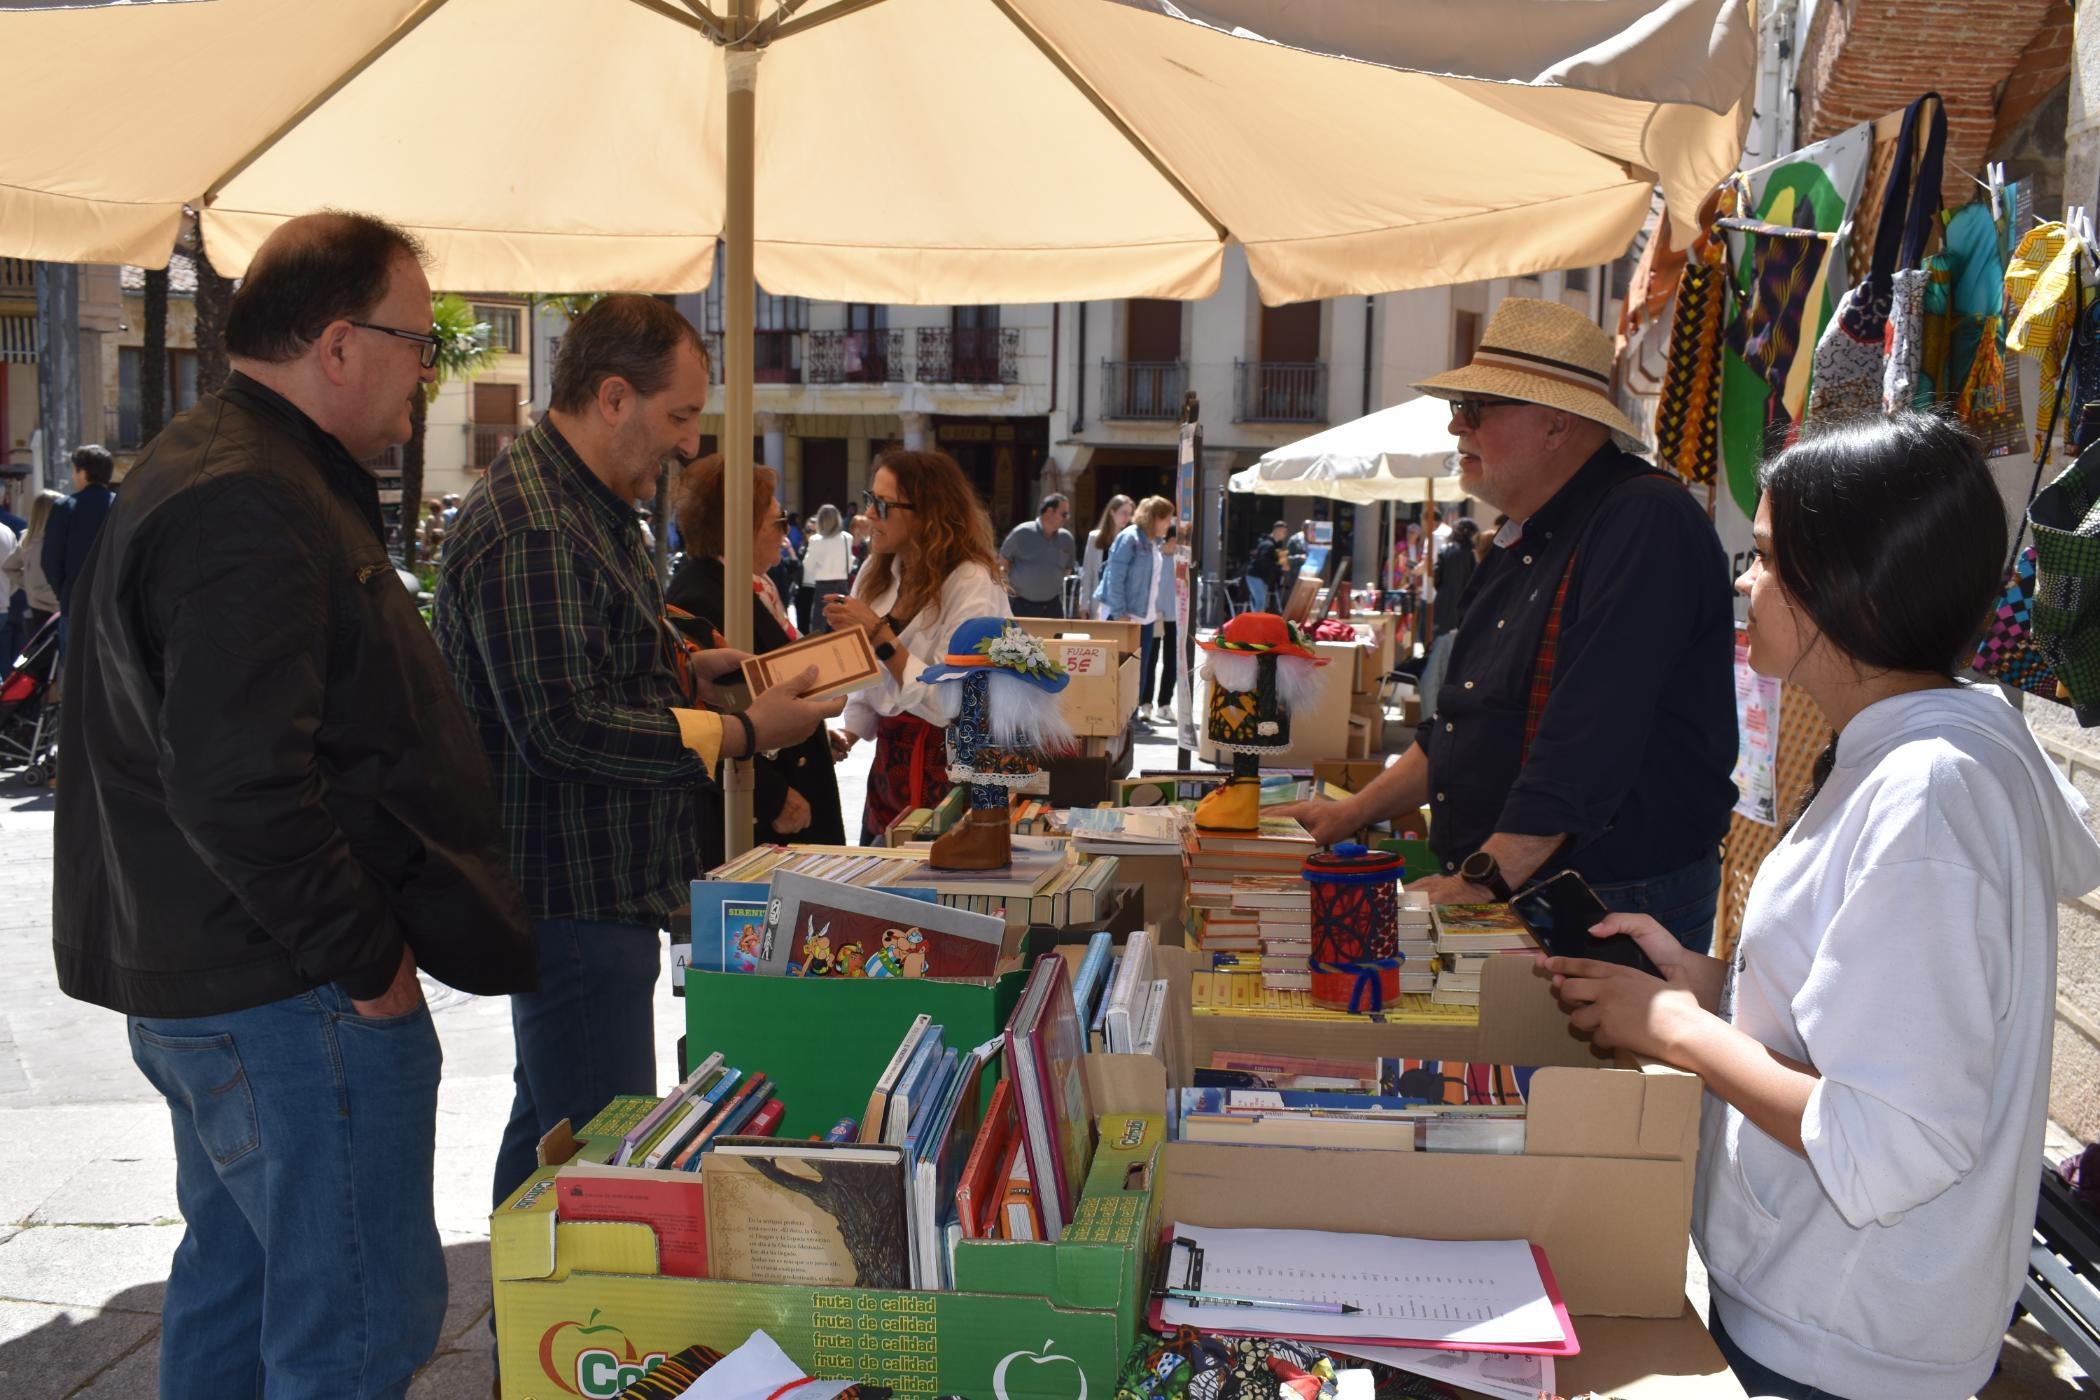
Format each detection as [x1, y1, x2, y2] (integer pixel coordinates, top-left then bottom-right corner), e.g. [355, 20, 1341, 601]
[1545, 413, 2100, 1399]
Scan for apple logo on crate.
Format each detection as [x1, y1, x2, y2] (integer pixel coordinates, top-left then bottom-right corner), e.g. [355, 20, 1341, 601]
[994, 1339, 1087, 1400]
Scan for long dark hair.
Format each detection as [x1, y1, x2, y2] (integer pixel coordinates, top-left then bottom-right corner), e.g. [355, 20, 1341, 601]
[1759, 411, 2006, 818]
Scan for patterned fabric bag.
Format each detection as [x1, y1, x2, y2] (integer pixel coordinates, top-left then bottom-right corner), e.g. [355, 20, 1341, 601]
[2030, 434, 2100, 713]
[1807, 94, 1945, 421]
[1882, 265, 1931, 410]
[1719, 216, 1833, 447]
[1975, 336, 2076, 696]
[1653, 182, 1742, 484]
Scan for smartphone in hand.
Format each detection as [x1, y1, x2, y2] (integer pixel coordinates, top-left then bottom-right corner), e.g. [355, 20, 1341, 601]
[1516, 870, 1660, 978]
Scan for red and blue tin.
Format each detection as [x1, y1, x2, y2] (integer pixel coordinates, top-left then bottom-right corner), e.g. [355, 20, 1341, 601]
[1303, 842, 1405, 962]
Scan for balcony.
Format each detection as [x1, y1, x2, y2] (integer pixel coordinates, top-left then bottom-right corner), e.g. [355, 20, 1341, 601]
[915, 326, 1019, 386]
[0, 260, 33, 295]
[1100, 361, 1184, 420]
[807, 328, 905, 384]
[472, 425, 519, 469]
[1234, 360, 1328, 423]
[753, 328, 802, 384]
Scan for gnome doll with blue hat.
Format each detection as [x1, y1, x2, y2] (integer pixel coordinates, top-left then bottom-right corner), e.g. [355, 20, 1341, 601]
[921, 618, 1073, 869]
[1195, 612, 1330, 831]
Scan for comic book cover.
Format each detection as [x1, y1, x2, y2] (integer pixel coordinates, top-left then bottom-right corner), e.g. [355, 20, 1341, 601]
[759, 870, 1006, 980]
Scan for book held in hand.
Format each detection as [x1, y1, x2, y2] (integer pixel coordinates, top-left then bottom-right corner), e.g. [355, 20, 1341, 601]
[741, 624, 883, 702]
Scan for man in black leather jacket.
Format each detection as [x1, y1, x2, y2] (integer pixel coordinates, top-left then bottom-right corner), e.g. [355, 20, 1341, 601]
[52, 211, 534, 1399]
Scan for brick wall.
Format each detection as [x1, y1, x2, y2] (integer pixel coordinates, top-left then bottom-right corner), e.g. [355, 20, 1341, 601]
[1798, 0, 2069, 208]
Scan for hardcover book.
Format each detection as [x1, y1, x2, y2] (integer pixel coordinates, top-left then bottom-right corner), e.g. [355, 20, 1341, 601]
[702, 1139, 911, 1289]
[741, 624, 883, 702]
[759, 870, 1008, 980]
[1003, 953, 1096, 1237]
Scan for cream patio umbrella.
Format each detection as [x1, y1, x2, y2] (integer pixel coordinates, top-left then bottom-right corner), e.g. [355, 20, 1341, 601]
[0, 0, 1753, 848]
[1229, 395, 1462, 506]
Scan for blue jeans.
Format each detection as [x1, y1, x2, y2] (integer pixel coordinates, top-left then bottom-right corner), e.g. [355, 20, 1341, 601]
[491, 917, 663, 1210]
[1709, 1308, 1830, 1398]
[1513, 849, 1721, 955]
[1138, 622, 1158, 708]
[129, 984, 446, 1400]
[1246, 577, 1270, 612]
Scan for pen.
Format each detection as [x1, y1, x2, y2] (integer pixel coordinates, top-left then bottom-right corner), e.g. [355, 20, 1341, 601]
[1165, 1288, 1362, 1315]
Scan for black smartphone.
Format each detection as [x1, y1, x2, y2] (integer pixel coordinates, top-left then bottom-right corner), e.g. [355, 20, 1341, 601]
[1517, 870, 1660, 978]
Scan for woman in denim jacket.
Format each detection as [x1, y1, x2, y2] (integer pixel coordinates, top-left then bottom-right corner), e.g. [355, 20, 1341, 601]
[1094, 495, 1175, 714]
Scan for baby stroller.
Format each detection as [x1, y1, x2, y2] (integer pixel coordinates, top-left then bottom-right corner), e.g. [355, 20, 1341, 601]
[0, 614, 62, 787]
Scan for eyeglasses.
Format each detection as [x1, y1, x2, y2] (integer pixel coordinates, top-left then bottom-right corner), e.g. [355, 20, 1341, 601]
[861, 488, 916, 520]
[350, 321, 442, 369]
[1452, 395, 1523, 430]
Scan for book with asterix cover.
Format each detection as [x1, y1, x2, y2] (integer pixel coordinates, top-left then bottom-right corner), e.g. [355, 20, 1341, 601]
[757, 870, 1009, 981]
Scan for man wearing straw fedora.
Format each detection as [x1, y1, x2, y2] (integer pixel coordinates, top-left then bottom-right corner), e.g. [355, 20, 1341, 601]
[1274, 299, 1736, 951]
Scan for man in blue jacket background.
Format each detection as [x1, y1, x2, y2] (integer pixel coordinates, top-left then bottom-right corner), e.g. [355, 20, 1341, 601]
[43, 443, 117, 612]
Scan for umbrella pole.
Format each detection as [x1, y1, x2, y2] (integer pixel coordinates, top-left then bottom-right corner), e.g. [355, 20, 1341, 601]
[722, 30, 759, 856]
[1420, 480, 1435, 653]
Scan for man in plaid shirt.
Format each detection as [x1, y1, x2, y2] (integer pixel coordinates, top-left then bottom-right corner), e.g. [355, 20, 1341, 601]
[434, 295, 837, 1208]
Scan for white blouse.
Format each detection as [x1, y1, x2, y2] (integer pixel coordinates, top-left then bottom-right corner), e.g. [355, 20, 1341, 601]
[840, 560, 1012, 736]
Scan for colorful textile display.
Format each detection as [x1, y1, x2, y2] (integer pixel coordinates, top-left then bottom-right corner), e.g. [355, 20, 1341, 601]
[1194, 614, 1329, 832]
[2006, 222, 2082, 460]
[1806, 93, 1945, 423]
[2027, 440, 2100, 717]
[1653, 181, 1742, 484]
[1718, 215, 1832, 445]
[920, 618, 1070, 869]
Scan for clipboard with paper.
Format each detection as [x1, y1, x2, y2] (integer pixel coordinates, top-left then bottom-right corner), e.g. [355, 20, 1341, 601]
[1147, 1224, 1579, 1357]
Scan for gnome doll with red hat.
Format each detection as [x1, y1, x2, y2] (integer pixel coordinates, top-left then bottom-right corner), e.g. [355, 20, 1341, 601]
[1194, 613, 1330, 831]
[921, 617, 1072, 869]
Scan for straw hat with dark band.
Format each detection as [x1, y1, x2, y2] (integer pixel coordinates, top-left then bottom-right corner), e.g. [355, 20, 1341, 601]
[1412, 297, 1642, 443]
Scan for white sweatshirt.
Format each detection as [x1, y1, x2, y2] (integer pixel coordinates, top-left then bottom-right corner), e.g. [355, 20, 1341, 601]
[1697, 684, 2100, 1398]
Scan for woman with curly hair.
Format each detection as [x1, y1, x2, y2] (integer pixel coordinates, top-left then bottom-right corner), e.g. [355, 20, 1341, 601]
[823, 449, 1011, 842]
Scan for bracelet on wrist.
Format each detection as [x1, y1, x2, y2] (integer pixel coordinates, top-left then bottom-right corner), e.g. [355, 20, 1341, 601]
[730, 710, 756, 760]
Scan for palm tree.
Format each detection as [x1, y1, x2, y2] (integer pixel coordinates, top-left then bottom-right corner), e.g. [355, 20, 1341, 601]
[398, 293, 500, 562]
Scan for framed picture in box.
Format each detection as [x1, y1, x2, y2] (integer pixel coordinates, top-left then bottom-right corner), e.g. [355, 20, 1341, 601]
[741, 624, 883, 702]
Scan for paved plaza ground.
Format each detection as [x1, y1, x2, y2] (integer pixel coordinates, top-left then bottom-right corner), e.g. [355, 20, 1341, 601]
[0, 720, 2090, 1397]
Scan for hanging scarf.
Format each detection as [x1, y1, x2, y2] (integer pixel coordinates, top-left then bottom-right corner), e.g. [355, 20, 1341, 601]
[2006, 222, 2083, 460]
[1654, 181, 1742, 484]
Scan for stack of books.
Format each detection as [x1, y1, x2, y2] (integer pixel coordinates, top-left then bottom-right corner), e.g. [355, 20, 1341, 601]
[1235, 876, 1314, 992]
[1188, 969, 1480, 1026]
[1009, 798, 1054, 835]
[1397, 890, 1437, 995]
[1173, 1052, 1532, 1154]
[1186, 816, 1314, 954]
[884, 785, 970, 846]
[1430, 902, 1537, 1006]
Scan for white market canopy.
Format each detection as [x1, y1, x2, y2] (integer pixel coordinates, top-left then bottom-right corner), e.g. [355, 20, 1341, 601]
[1230, 395, 1462, 504]
[0, 0, 1753, 304]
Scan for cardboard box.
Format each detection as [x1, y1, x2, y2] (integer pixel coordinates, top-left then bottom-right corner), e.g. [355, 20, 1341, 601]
[685, 958, 1031, 1138]
[1312, 760, 1387, 796]
[1195, 638, 1358, 766]
[1158, 946, 1703, 1319]
[1044, 642, 1141, 739]
[1109, 850, 1188, 933]
[1347, 693, 1385, 759]
[497, 951, 1723, 1398]
[1556, 1310, 1749, 1397]
[1014, 616, 1144, 660]
[493, 1056, 1169, 1400]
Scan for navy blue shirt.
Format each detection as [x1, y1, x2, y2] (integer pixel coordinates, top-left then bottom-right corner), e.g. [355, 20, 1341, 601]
[1416, 444, 1737, 885]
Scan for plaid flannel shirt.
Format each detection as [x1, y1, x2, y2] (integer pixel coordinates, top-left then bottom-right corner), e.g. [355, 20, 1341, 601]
[433, 419, 714, 925]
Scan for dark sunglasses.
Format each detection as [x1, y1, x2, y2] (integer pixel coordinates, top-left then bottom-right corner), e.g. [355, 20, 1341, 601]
[861, 488, 915, 520]
[1452, 395, 1523, 430]
[350, 320, 441, 369]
